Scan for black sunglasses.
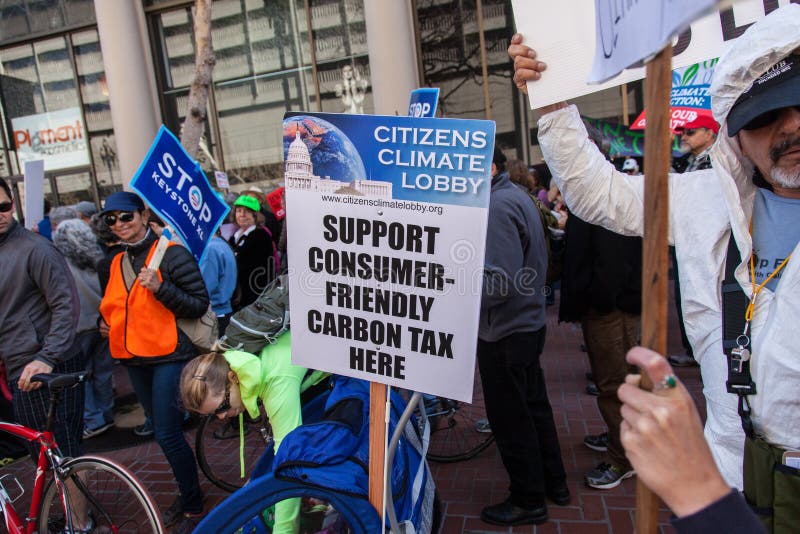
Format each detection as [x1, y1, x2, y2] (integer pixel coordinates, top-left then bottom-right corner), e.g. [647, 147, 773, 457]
[103, 211, 136, 226]
[681, 129, 698, 137]
[742, 106, 800, 131]
[0, 201, 12, 213]
[213, 381, 231, 415]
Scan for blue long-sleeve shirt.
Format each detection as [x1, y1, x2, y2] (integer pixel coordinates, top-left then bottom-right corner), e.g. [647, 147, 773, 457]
[200, 236, 237, 316]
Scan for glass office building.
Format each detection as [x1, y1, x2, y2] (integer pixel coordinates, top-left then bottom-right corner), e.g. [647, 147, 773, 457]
[0, 0, 635, 212]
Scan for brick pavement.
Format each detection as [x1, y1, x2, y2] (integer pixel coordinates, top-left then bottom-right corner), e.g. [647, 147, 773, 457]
[0, 289, 703, 533]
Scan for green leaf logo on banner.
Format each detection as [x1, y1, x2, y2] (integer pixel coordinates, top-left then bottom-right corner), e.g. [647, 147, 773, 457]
[681, 63, 700, 86]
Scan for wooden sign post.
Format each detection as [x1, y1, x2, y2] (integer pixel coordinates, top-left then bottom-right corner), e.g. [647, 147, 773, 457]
[368, 382, 387, 520]
[637, 43, 673, 534]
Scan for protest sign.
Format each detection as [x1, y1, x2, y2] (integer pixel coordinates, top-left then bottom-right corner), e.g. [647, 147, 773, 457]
[511, 0, 792, 109]
[589, 0, 719, 83]
[408, 88, 440, 118]
[12, 108, 90, 171]
[213, 170, 229, 189]
[283, 112, 495, 402]
[23, 160, 44, 230]
[130, 126, 229, 262]
[631, 59, 718, 131]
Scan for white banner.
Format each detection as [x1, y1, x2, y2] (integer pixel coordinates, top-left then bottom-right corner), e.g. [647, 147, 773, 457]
[511, 0, 791, 109]
[12, 107, 90, 171]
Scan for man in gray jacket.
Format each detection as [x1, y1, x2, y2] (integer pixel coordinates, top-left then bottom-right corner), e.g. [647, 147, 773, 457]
[0, 177, 83, 459]
[477, 148, 568, 526]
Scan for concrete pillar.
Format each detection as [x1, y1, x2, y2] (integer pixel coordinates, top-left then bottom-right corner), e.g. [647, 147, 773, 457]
[94, 0, 161, 190]
[364, 1, 419, 115]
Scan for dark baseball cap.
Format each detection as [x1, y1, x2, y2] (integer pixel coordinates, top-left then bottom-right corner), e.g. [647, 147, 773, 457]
[101, 191, 145, 214]
[727, 53, 800, 136]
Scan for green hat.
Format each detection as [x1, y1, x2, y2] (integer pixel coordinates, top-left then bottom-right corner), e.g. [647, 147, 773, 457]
[234, 195, 260, 213]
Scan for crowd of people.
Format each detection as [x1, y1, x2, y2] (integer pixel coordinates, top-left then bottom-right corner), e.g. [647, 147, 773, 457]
[0, 4, 797, 534]
[0, 182, 290, 533]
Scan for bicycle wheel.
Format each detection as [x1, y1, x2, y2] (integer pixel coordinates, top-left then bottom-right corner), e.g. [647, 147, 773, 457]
[38, 455, 163, 534]
[195, 415, 272, 492]
[425, 374, 495, 463]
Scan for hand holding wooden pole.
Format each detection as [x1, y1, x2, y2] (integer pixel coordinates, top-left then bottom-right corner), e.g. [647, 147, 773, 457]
[637, 43, 673, 534]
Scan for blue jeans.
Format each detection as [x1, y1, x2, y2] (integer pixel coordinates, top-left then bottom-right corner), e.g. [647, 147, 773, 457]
[81, 331, 115, 430]
[126, 361, 203, 513]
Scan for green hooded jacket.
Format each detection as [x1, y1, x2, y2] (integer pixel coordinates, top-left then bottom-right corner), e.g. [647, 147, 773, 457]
[223, 332, 327, 533]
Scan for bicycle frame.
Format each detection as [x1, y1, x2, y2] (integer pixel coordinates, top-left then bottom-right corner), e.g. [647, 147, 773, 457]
[0, 421, 63, 534]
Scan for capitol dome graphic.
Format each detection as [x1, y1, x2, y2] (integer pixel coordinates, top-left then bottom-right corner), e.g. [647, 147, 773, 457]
[283, 115, 391, 199]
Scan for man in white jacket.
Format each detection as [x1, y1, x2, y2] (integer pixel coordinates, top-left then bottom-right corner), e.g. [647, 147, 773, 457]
[508, 5, 800, 490]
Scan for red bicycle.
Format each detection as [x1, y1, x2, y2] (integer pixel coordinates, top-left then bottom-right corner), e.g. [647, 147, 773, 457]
[0, 371, 163, 533]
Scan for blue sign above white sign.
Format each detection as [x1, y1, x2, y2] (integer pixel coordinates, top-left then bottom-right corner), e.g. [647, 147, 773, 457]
[408, 88, 440, 118]
[130, 126, 229, 262]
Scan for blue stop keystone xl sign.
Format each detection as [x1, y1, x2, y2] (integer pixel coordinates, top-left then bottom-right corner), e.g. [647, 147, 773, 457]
[130, 125, 229, 262]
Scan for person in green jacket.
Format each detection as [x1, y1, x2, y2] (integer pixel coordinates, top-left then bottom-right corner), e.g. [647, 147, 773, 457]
[180, 332, 328, 533]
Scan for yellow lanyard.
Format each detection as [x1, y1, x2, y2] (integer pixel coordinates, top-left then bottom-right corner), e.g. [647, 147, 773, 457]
[745, 225, 792, 323]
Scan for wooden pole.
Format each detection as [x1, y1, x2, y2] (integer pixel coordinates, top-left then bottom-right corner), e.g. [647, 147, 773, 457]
[636, 44, 672, 534]
[621, 82, 630, 126]
[475, 0, 492, 120]
[368, 382, 387, 520]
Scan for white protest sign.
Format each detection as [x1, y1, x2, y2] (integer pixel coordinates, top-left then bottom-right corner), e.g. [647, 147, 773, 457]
[589, 0, 720, 83]
[12, 108, 90, 171]
[214, 170, 229, 189]
[23, 160, 44, 230]
[283, 112, 494, 402]
[511, 0, 790, 109]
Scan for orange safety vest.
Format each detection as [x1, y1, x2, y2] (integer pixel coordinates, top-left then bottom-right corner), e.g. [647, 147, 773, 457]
[99, 242, 178, 359]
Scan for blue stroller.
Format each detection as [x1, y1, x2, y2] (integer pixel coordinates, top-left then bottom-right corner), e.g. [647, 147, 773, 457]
[194, 376, 439, 533]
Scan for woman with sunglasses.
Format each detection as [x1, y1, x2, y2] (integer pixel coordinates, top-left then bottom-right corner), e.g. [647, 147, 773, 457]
[97, 191, 208, 533]
[180, 332, 329, 534]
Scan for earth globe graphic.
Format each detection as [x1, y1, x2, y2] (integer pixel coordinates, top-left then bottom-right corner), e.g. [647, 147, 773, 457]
[282, 115, 366, 183]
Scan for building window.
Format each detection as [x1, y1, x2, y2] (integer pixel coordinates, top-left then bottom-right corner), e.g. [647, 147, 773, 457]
[149, 0, 371, 191]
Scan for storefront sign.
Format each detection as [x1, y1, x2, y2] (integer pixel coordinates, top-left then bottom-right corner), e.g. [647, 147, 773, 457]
[511, 0, 791, 108]
[130, 126, 229, 262]
[283, 112, 494, 402]
[12, 108, 90, 171]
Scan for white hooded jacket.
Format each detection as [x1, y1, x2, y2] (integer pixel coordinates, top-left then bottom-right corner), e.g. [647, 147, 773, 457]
[537, 5, 800, 489]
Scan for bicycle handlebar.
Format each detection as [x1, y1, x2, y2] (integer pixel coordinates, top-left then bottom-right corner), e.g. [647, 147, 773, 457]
[31, 371, 90, 390]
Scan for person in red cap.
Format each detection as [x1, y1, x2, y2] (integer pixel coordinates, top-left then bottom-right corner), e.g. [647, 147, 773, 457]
[674, 115, 720, 173]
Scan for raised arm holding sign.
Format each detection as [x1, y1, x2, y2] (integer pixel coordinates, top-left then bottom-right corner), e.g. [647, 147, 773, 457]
[509, 3, 800, 532]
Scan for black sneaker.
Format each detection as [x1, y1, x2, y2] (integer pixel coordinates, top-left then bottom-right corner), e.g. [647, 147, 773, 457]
[162, 497, 183, 528]
[480, 498, 548, 526]
[583, 432, 609, 452]
[546, 480, 571, 506]
[585, 462, 635, 490]
[170, 511, 203, 534]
